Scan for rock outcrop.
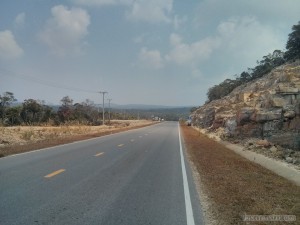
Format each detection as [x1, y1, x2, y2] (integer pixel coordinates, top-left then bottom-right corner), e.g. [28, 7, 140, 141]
[191, 60, 300, 151]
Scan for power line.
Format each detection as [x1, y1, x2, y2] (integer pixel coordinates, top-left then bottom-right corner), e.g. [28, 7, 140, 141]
[0, 68, 98, 93]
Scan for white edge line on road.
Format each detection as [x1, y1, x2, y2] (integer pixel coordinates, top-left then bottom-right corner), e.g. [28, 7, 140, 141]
[178, 123, 195, 225]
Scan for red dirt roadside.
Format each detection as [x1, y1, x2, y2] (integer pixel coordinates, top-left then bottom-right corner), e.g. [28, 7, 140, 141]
[181, 124, 300, 225]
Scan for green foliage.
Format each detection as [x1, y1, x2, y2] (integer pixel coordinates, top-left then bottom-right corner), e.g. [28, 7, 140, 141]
[0, 92, 191, 125]
[21, 99, 42, 125]
[20, 99, 53, 125]
[6, 106, 22, 125]
[285, 21, 300, 61]
[57, 96, 74, 123]
[190, 107, 198, 113]
[0, 92, 17, 123]
[206, 20, 300, 103]
[207, 49, 286, 102]
[73, 100, 99, 125]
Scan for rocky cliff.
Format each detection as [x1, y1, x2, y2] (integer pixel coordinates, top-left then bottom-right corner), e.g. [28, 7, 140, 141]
[191, 60, 300, 151]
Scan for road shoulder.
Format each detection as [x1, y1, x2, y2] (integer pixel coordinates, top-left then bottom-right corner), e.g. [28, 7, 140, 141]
[181, 124, 300, 225]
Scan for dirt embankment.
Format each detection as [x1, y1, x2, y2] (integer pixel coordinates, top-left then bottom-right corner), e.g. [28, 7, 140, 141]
[181, 124, 300, 225]
[0, 120, 155, 157]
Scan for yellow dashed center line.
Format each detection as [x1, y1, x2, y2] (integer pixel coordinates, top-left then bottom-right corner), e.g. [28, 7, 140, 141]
[44, 169, 65, 178]
[94, 152, 104, 157]
[118, 144, 124, 147]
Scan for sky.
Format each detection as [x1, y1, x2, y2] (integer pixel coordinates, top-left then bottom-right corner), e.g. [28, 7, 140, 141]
[0, 0, 299, 107]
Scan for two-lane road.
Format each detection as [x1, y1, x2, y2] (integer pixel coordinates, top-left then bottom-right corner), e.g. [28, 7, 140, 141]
[0, 122, 204, 225]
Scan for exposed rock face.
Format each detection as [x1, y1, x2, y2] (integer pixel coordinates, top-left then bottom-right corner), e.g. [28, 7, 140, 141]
[191, 60, 300, 150]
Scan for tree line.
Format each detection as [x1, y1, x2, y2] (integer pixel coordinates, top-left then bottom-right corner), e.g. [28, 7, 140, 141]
[207, 21, 300, 103]
[0, 93, 134, 126]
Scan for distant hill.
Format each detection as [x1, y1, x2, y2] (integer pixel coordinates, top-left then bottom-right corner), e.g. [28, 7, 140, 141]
[110, 106, 193, 121]
[106, 103, 193, 110]
[44, 103, 193, 121]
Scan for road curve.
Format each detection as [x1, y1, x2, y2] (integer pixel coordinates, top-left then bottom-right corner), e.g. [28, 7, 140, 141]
[0, 122, 204, 225]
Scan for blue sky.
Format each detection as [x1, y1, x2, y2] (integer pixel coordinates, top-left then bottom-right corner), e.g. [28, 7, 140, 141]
[0, 0, 299, 106]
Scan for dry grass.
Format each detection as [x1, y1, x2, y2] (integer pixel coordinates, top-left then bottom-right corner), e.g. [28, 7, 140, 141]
[181, 124, 300, 225]
[0, 120, 155, 157]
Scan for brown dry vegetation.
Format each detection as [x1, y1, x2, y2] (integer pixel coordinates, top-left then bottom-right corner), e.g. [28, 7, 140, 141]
[181, 124, 300, 225]
[0, 120, 155, 158]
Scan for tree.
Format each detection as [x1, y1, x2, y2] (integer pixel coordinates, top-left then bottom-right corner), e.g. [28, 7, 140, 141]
[21, 99, 42, 125]
[57, 96, 74, 123]
[285, 21, 300, 61]
[0, 92, 16, 123]
[240, 71, 251, 83]
[40, 105, 53, 123]
[72, 99, 100, 125]
[6, 106, 22, 125]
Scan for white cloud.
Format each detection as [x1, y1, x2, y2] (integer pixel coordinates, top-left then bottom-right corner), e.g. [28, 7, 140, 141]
[191, 69, 203, 79]
[173, 15, 187, 30]
[126, 0, 173, 23]
[133, 35, 144, 44]
[165, 16, 283, 72]
[138, 47, 164, 69]
[166, 33, 221, 66]
[216, 16, 284, 65]
[72, 0, 175, 24]
[71, 0, 132, 6]
[0, 30, 23, 60]
[14, 12, 26, 27]
[38, 5, 90, 57]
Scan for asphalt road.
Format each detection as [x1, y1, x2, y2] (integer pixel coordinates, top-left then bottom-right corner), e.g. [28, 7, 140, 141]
[0, 122, 204, 225]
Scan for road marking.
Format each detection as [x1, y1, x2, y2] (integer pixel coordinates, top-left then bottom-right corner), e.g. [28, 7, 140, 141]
[118, 144, 124, 147]
[94, 152, 104, 157]
[139, 136, 143, 138]
[44, 169, 65, 178]
[178, 123, 195, 225]
[2, 124, 158, 160]
[145, 133, 148, 136]
[131, 139, 135, 142]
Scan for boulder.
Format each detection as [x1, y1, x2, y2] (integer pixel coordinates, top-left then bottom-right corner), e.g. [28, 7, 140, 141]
[284, 111, 296, 119]
[236, 107, 255, 125]
[276, 84, 298, 94]
[236, 123, 261, 138]
[285, 157, 293, 163]
[255, 109, 282, 122]
[288, 117, 300, 130]
[272, 97, 287, 107]
[224, 119, 237, 135]
[270, 145, 278, 153]
[256, 139, 271, 147]
[263, 120, 282, 132]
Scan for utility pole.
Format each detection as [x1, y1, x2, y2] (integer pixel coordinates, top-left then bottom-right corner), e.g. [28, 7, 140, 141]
[98, 91, 108, 125]
[107, 98, 112, 124]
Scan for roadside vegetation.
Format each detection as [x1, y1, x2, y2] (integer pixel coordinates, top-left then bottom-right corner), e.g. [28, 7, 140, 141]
[0, 93, 128, 126]
[0, 120, 155, 158]
[206, 21, 300, 103]
[181, 124, 300, 225]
